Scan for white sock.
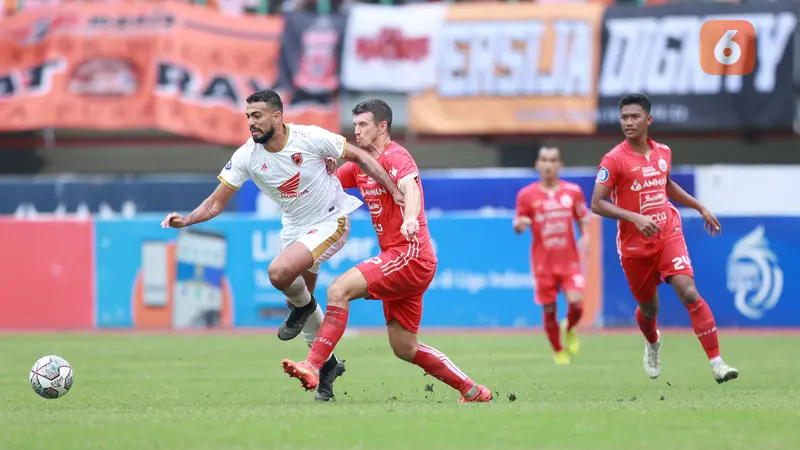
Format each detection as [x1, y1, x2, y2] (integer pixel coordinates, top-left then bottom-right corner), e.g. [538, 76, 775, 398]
[710, 356, 723, 366]
[301, 304, 332, 362]
[281, 276, 311, 308]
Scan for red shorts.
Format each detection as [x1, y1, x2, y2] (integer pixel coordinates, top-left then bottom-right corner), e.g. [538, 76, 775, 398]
[356, 248, 437, 334]
[620, 234, 694, 304]
[534, 270, 585, 306]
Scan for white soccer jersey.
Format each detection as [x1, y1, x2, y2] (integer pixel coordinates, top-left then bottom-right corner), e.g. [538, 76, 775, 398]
[218, 124, 363, 227]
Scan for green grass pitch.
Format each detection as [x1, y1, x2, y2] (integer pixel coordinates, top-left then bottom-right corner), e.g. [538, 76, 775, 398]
[0, 331, 796, 450]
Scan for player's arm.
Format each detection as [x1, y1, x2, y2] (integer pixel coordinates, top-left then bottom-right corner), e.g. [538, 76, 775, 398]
[666, 173, 722, 235]
[574, 191, 591, 253]
[398, 176, 421, 240]
[590, 183, 639, 222]
[342, 144, 403, 204]
[162, 184, 236, 228]
[592, 184, 659, 237]
[513, 189, 532, 234]
[162, 148, 248, 229]
[591, 161, 659, 237]
[665, 173, 702, 211]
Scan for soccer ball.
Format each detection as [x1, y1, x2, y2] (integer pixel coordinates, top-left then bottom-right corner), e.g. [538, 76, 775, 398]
[29, 355, 73, 399]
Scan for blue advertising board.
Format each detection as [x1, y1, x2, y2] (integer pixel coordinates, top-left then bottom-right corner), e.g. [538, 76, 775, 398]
[602, 215, 800, 327]
[236, 168, 696, 213]
[94, 215, 545, 329]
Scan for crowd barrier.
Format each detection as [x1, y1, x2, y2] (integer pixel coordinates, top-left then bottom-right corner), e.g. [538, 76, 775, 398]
[2, 213, 797, 331]
[0, 2, 797, 141]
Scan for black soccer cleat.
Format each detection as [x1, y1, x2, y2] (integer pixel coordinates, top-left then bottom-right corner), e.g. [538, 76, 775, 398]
[315, 354, 346, 402]
[277, 295, 317, 341]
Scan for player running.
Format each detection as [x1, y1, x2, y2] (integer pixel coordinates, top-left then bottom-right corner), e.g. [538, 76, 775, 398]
[590, 93, 738, 383]
[160, 90, 403, 401]
[280, 99, 493, 403]
[513, 146, 590, 365]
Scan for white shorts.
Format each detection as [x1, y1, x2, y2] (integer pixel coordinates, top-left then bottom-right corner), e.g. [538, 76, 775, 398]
[280, 216, 350, 274]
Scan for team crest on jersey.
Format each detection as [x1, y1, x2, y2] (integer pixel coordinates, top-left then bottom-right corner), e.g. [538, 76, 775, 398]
[658, 158, 667, 171]
[560, 194, 573, 208]
[291, 153, 303, 166]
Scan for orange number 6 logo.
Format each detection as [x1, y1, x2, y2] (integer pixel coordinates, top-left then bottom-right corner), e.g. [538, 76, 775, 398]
[699, 20, 756, 76]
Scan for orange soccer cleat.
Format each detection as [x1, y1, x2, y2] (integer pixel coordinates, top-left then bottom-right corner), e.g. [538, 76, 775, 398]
[282, 359, 320, 391]
[458, 384, 493, 403]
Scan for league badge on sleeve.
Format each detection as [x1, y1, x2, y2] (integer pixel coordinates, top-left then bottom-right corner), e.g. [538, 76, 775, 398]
[597, 167, 609, 183]
[658, 158, 667, 172]
[225, 160, 232, 170]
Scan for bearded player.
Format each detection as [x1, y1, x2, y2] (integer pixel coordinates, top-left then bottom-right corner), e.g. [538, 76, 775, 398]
[590, 93, 738, 383]
[281, 99, 493, 403]
[161, 90, 404, 401]
[513, 146, 590, 365]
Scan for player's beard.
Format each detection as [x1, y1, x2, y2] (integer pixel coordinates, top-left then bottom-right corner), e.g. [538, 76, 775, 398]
[251, 124, 275, 144]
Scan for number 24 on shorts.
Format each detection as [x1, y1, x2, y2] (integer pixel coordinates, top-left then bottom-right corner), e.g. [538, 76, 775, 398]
[699, 20, 756, 76]
[672, 255, 691, 271]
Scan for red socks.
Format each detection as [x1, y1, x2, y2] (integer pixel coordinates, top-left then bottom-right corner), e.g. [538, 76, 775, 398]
[543, 310, 563, 352]
[686, 298, 720, 359]
[412, 344, 475, 395]
[635, 306, 659, 344]
[307, 306, 349, 370]
[566, 302, 583, 331]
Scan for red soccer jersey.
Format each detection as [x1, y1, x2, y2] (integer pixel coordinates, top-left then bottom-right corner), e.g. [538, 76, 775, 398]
[596, 138, 681, 258]
[336, 141, 437, 263]
[515, 181, 588, 276]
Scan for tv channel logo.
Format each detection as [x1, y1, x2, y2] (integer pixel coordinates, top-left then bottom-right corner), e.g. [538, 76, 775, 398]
[700, 20, 756, 76]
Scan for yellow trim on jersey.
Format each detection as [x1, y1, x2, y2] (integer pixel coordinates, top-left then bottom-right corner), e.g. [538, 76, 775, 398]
[217, 175, 241, 191]
[311, 217, 347, 260]
[280, 124, 290, 151]
[340, 138, 347, 159]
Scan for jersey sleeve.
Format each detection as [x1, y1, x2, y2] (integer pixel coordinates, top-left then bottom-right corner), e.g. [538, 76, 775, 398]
[336, 162, 358, 189]
[217, 143, 251, 190]
[596, 154, 618, 189]
[515, 189, 532, 219]
[307, 125, 347, 159]
[384, 149, 419, 188]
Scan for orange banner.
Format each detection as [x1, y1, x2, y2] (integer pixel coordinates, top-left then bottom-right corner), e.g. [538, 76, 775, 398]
[409, 3, 605, 136]
[0, 4, 338, 145]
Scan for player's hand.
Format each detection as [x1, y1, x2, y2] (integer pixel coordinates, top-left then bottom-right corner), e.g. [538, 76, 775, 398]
[325, 157, 338, 175]
[632, 214, 660, 237]
[401, 217, 420, 241]
[512, 216, 531, 234]
[699, 207, 721, 237]
[161, 212, 187, 229]
[391, 190, 405, 208]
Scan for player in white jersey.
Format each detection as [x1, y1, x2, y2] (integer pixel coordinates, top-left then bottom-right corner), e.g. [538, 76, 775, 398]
[160, 90, 403, 401]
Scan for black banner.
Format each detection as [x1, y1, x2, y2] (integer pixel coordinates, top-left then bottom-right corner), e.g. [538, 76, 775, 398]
[596, 2, 799, 132]
[277, 12, 347, 132]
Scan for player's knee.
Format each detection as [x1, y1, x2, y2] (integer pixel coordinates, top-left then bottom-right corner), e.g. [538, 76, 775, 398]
[268, 263, 295, 290]
[326, 282, 351, 308]
[639, 300, 659, 318]
[390, 339, 418, 362]
[542, 304, 557, 315]
[676, 284, 701, 305]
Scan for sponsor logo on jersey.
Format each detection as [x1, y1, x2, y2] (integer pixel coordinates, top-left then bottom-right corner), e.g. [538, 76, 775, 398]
[277, 173, 309, 198]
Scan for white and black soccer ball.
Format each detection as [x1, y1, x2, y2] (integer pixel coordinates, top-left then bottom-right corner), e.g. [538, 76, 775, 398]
[29, 355, 73, 399]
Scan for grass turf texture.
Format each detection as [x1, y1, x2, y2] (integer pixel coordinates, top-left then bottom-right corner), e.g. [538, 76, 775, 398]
[0, 332, 796, 450]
